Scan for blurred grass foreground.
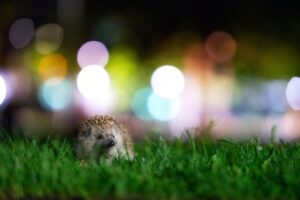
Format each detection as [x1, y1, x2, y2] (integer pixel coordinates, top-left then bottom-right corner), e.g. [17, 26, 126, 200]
[1, 132, 300, 199]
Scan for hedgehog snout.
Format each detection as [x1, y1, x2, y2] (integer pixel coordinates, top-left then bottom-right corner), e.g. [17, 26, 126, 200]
[102, 137, 116, 149]
[107, 139, 116, 147]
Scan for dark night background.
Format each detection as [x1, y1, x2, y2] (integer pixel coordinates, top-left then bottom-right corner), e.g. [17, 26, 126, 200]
[0, 1, 299, 55]
[0, 0, 300, 140]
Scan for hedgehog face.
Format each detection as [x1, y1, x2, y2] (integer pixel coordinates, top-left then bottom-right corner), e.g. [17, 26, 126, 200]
[89, 126, 117, 151]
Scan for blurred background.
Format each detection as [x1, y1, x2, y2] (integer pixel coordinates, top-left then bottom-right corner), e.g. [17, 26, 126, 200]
[0, 0, 300, 141]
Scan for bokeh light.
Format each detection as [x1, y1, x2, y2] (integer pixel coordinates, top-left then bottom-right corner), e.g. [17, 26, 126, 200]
[106, 47, 138, 93]
[147, 92, 181, 121]
[38, 54, 68, 80]
[169, 77, 203, 136]
[9, 18, 34, 49]
[205, 74, 234, 114]
[6, 69, 31, 104]
[106, 47, 139, 111]
[205, 31, 237, 63]
[282, 111, 300, 140]
[232, 80, 267, 115]
[35, 24, 64, 54]
[38, 78, 73, 111]
[76, 64, 110, 99]
[77, 41, 109, 68]
[78, 89, 114, 116]
[264, 80, 288, 114]
[112, 89, 131, 112]
[131, 87, 153, 120]
[0, 75, 7, 105]
[151, 65, 185, 99]
[286, 77, 300, 110]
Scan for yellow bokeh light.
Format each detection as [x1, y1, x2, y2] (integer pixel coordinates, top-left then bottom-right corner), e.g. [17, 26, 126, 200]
[106, 47, 139, 111]
[106, 47, 138, 87]
[35, 24, 64, 54]
[38, 54, 68, 80]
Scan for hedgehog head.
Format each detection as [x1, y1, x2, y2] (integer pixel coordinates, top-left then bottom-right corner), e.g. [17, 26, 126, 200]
[79, 115, 123, 152]
[84, 125, 116, 151]
[77, 115, 134, 161]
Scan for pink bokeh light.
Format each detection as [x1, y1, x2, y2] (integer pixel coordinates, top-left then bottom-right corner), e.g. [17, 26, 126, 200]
[77, 41, 109, 68]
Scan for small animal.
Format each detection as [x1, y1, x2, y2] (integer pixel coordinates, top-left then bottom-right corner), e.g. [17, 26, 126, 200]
[76, 115, 134, 161]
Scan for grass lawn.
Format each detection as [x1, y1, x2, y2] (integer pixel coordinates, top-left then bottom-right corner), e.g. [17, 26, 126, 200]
[0, 132, 300, 199]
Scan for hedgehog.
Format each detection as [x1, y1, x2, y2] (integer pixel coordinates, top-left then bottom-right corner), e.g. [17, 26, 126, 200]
[76, 115, 134, 161]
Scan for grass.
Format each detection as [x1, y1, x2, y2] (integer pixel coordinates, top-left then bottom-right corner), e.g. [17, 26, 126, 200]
[1, 131, 300, 199]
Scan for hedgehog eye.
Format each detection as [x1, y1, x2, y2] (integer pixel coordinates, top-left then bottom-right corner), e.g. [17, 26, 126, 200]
[96, 134, 104, 140]
[82, 127, 91, 137]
